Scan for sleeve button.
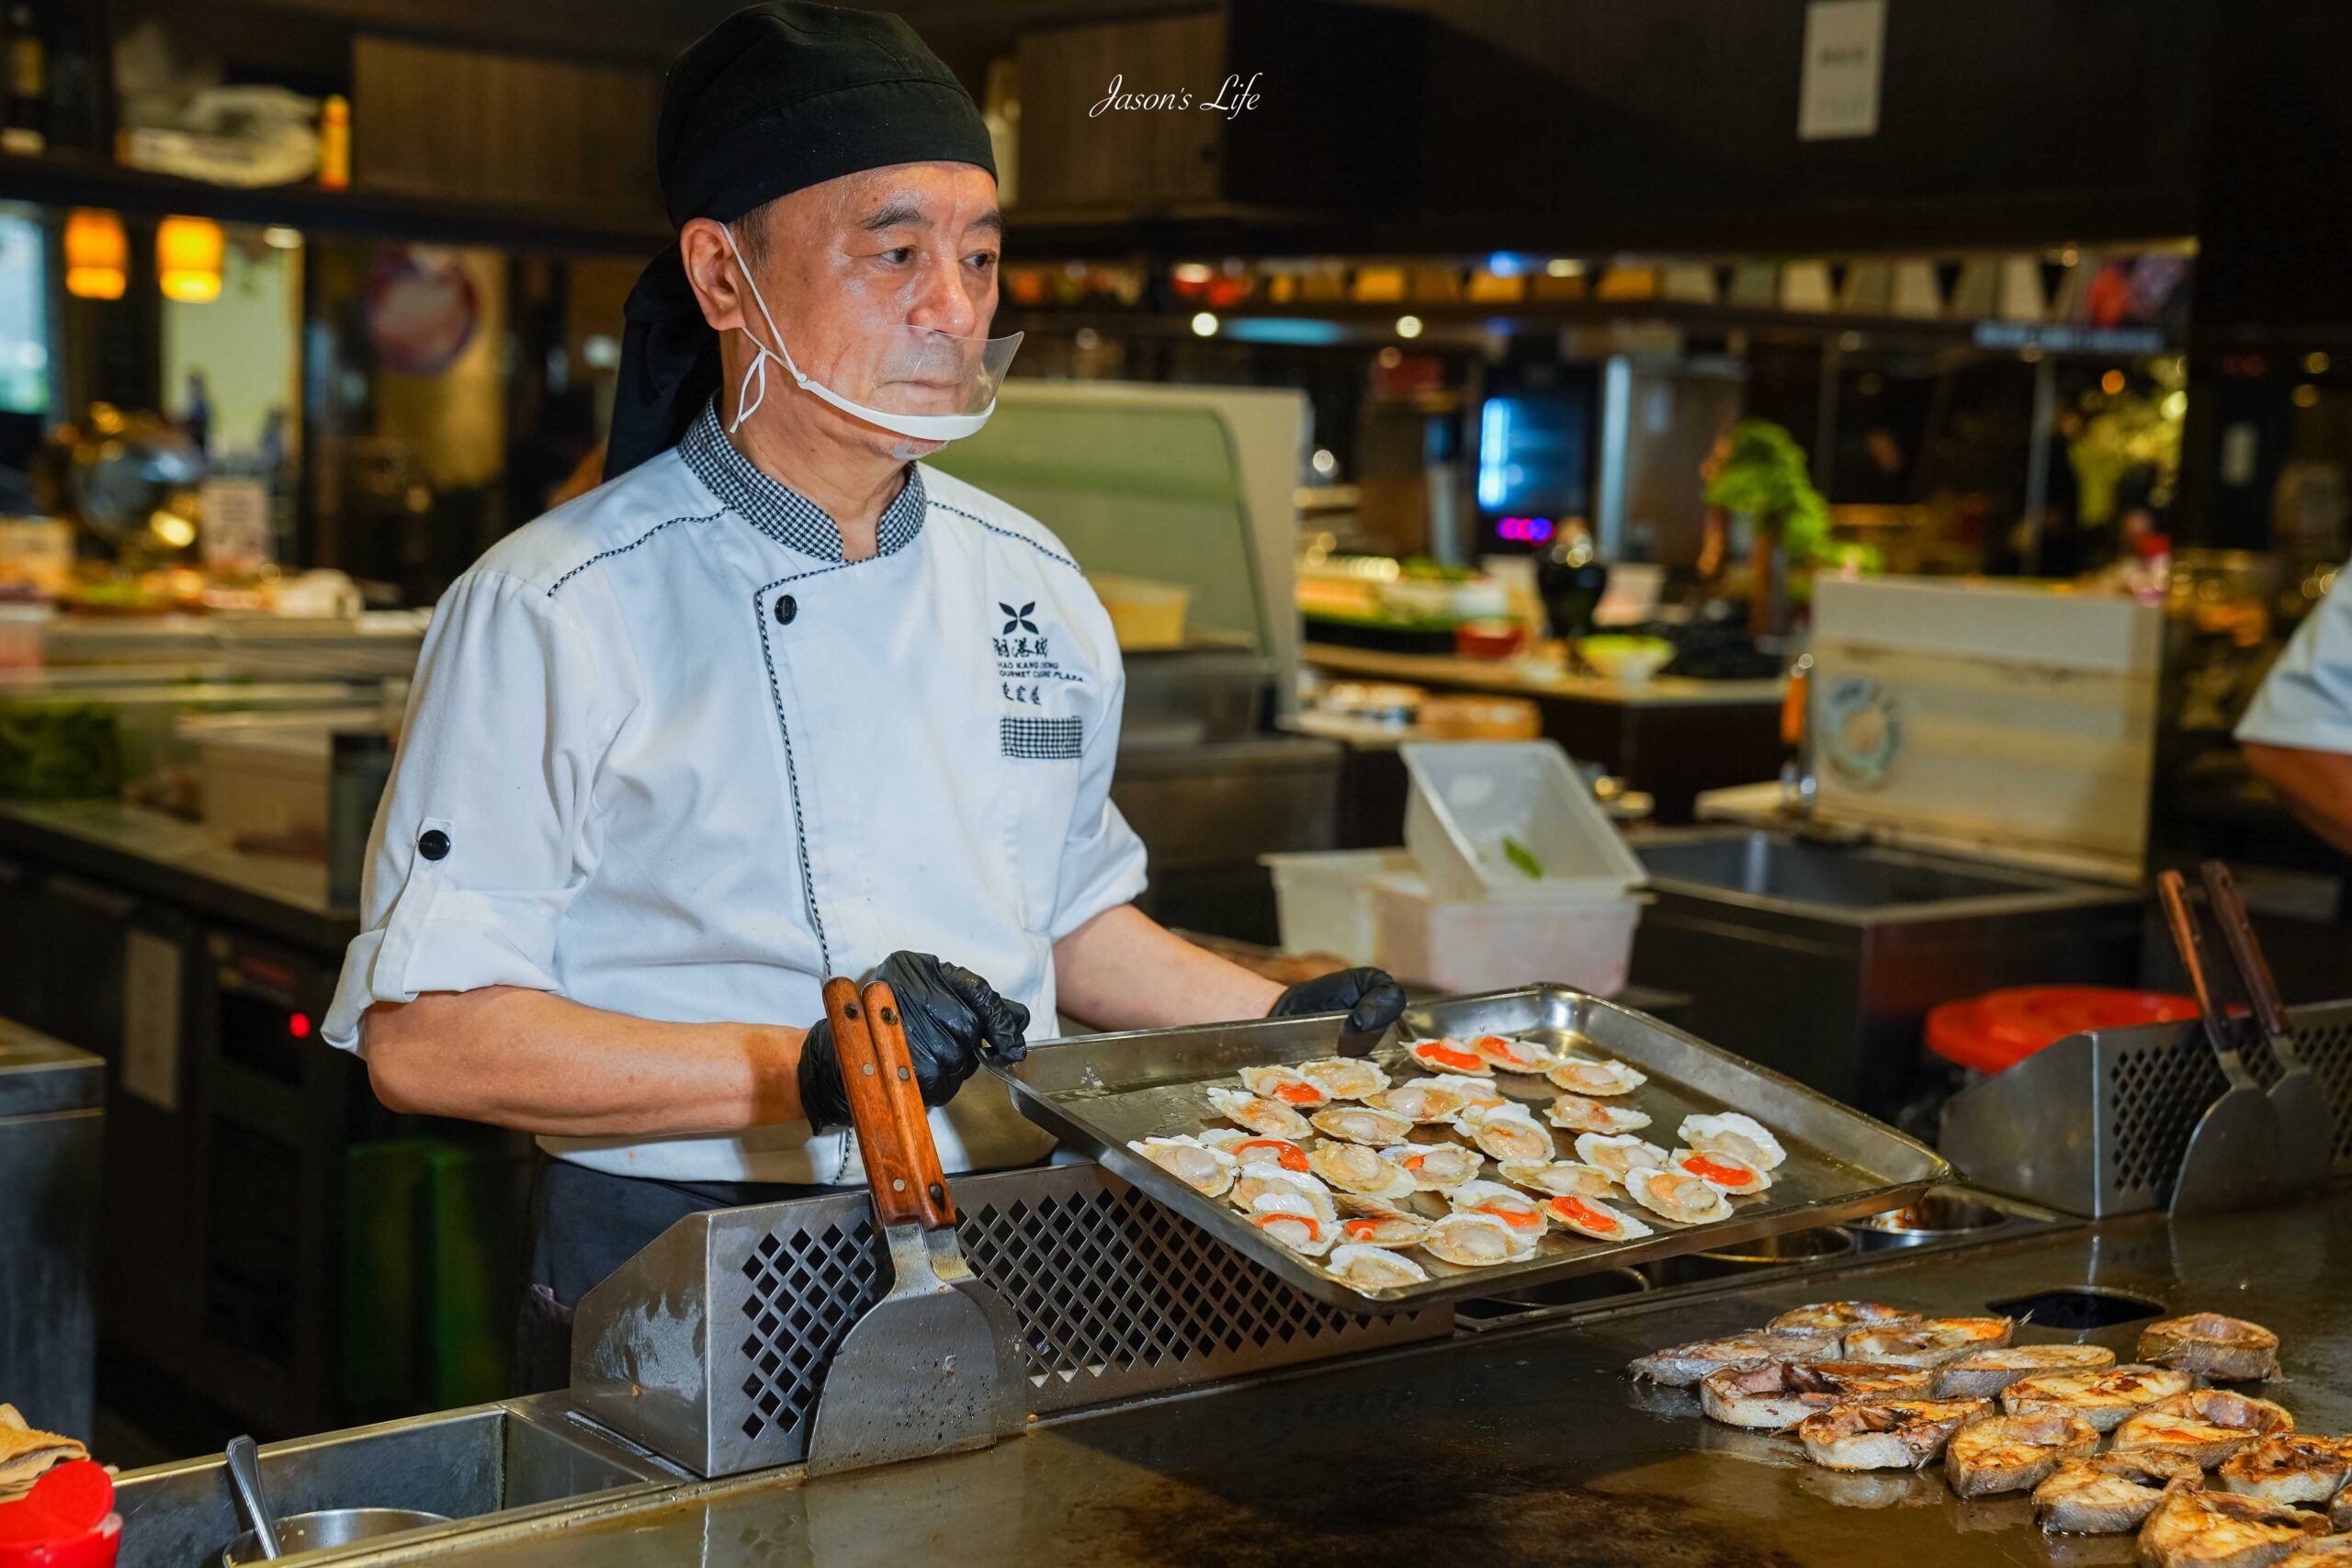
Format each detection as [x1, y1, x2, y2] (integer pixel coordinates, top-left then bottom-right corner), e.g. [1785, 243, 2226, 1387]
[417, 829, 451, 861]
[775, 594, 797, 625]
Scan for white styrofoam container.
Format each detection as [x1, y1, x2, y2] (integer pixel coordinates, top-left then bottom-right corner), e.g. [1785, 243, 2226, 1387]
[1400, 739, 1646, 904]
[1369, 870, 1642, 996]
[1263, 849, 1414, 965]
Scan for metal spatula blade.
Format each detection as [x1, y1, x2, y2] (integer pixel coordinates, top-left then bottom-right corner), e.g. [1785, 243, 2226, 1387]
[807, 1224, 1005, 1473]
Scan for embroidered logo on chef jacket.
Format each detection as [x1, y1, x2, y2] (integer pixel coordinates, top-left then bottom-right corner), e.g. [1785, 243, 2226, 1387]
[992, 603, 1085, 757]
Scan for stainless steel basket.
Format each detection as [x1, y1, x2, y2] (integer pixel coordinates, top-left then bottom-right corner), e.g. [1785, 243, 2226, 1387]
[1939, 998, 2352, 1217]
[569, 1161, 1449, 1478]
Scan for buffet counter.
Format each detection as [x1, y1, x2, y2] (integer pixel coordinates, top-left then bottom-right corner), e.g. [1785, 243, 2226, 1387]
[1300, 642, 1787, 826]
[110, 1189, 2350, 1567]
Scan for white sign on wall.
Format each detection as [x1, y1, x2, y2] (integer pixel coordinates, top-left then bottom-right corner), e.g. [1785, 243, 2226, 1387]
[1799, 0, 1886, 141]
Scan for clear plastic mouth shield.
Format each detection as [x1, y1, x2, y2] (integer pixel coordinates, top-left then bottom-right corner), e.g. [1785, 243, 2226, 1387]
[719, 222, 1021, 442]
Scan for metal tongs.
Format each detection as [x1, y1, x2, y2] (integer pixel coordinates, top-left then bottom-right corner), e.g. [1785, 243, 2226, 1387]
[2157, 867, 2281, 1217]
[2199, 861, 2335, 1198]
[803, 976, 1028, 1476]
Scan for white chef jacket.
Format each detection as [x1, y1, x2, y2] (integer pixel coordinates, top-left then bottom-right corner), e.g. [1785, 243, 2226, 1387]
[2238, 557, 2352, 754]
[322, 399, 1150, 1183]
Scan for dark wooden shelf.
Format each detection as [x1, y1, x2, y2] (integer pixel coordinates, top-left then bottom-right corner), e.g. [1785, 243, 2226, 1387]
[0, 150, 665, 255]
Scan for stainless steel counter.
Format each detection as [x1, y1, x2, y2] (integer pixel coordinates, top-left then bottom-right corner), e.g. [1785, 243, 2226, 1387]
[221, 1189, 2349, 1568]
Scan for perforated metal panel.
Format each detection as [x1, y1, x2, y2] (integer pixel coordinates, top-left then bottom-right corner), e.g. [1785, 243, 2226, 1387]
[573, 1162, 1449, 1478]
[1943, 999, 2352, 1218]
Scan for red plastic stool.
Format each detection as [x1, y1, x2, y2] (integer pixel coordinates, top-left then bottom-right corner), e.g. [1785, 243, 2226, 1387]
[1926, 986, 2199, 1077]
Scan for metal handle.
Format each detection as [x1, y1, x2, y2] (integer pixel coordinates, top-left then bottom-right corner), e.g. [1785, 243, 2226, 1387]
[862, 979, 956, 1228]
[223, 1435, 281, 1561]
[2199, 861, 2294, 1047]
[822, 976, 932, 1232]
[2155, 869, 2257, 1089]
[45, 874, 137, 919]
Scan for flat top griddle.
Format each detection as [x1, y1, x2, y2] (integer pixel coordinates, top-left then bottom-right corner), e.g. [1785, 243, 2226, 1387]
[993, 986, 1950, 1311]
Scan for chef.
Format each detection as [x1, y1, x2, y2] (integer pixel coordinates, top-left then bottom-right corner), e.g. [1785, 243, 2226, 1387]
[2240, 558, 2352, 859]
[320, 0, 1405, 1392]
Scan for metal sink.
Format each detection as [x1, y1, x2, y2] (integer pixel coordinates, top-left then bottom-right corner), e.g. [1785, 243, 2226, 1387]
[1634, 829, 2115, 919]
[111, 1395, 680, 1568]
[1626, 828, 2145, 1114]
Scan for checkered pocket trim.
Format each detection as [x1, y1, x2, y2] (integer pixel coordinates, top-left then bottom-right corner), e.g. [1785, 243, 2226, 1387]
[1001, 716, 1083, 761]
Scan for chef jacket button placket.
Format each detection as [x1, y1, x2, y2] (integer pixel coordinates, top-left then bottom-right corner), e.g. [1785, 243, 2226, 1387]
[418, 828, 451, 860]
[775, 594, 797, 626]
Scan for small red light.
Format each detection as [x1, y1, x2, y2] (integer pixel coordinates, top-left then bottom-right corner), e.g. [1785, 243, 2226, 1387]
[288, 1012, 312, 1039]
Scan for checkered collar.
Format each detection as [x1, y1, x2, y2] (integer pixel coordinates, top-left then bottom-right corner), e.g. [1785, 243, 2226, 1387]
[678, 399, 926, 562]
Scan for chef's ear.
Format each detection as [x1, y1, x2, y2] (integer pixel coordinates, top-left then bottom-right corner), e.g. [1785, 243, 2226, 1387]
[679, 218, 750, 334]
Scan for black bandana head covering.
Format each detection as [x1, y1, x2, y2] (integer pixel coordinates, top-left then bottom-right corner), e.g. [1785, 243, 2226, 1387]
[605, 2, 996, 481]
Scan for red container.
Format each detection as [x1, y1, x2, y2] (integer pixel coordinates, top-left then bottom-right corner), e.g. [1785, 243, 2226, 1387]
[1927, 986, 2199, 1077]
[0, 1463, 119, 1568]
[1452, 618, 1525, 660]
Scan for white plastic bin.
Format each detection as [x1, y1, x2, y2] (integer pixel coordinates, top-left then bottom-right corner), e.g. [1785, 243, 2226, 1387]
[1400, 739, 1645, 904]
[1263, 849, 1413, 965]
[1369, 870, 1642, 996]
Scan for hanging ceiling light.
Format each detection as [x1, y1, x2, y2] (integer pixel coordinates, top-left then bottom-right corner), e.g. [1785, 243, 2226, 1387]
[62, 208, 126, 300]
[156, 216, 224, 303]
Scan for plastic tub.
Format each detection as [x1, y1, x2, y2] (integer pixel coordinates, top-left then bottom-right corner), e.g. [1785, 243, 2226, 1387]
[1400, 739, 1646, 904]
[1368, 869, 1641, 995]
[1262, 849, 1412, 965]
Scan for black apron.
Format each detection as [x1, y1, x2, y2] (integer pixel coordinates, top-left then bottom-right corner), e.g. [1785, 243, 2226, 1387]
[513, 1153, 849, 1393]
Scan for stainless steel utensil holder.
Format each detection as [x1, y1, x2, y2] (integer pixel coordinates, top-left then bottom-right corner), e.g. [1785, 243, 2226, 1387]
[569, 1160, 1450, 1478]
[1940, 998, 2352, 1217]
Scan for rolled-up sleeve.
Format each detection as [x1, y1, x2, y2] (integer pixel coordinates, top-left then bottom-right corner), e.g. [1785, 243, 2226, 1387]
[322, 570, 616, 1052]
[2238, 559, 2352, 754]
[1048, 649, 1149, 942]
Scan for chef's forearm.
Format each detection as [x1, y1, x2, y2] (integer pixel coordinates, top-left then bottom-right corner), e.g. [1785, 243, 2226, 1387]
[358, 987, 807, 1135]
[2244, 741, 2352, 858]
[1052, 903, 1284, 1032]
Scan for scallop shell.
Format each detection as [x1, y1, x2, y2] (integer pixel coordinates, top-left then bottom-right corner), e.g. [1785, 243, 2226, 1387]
[1403, 1037, 1495, 1077]
[1205, 1087, 1312, 1141]
[1460, 1101, 1557, 1164]
[1295, 1056, 1390, 1101]
[1448, 1179, 1552, 1243]
[1546, 1094, 1654, 1134]
[1669, 1146, 1772, 1195]
[1326, 1243, 1430, 1290]
[1334, 1186, 1420, 1220]
[1336, 1211, 1433, 1248]
[1573, 1132, 1669, 1178]
[1545, 1057, 1648, 1097]
[1467, 1032, 1560, 1074]
[1248, 1190, 1336, 1257]
[1421, 1211, 1534, 1268]
[1198, 1129, 1312, 1173]
[1238, 1065, 1329, 1109]
[1309, 1105, 1417, 1146]
[1380, 1142, 1485, 1191]
[1544, 1192, 1655, 1240]
[1498, 1159, 1620, 1199]
[1678, 1111, 1787, 1170]
[1623, 1166, 1736, 1224]
[1126, 1134, 1238, 1197]
[1422, 1075, 1507, 1114]
[1229, 1161, 1337, 1224]
[1306, 1141, 1418, 1201]
[1364, 1081, 1471, 1123]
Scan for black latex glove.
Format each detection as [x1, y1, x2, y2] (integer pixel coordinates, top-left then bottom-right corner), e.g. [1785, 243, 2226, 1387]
[1267, 965, 1408, 1043]
[796, 952, 1031, 1132]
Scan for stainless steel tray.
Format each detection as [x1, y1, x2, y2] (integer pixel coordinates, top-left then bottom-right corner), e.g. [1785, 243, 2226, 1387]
[993, 986, 1951, 1312]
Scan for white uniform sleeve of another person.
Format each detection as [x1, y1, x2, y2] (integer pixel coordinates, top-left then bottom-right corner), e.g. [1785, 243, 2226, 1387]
[2237, 557, 2352, 754]
[1046, 604, 1150, 942]
[322, 570, 622, 1050]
